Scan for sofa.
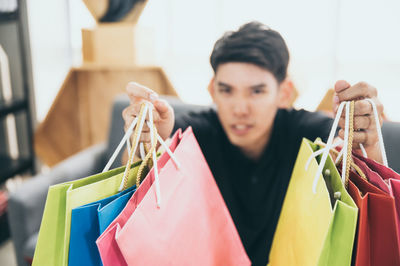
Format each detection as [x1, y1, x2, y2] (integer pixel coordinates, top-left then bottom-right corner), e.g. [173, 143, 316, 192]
[7, 95, 400, 266]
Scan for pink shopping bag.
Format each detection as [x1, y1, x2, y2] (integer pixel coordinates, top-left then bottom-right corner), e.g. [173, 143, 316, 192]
[95, 131, 179, 266]
[97, 127, 250, 266]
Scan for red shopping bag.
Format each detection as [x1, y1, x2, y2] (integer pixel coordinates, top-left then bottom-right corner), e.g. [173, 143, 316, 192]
[97, 127, 250, 266]
[347, 164, 400, 266]
[354, 153, 400, 247]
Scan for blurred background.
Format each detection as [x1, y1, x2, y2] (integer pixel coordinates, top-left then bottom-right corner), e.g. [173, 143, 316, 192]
[32, 0, 400, 121]
[0, 0, 399, 265]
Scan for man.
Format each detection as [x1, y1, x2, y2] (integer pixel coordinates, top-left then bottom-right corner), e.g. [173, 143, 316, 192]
[122, 22, 383, 265]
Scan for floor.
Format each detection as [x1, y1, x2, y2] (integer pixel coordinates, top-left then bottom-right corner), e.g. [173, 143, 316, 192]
[0, 240, 17, 266]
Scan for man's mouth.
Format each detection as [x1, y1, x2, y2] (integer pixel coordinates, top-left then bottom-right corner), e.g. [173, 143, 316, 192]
[230, 124, 253, 136]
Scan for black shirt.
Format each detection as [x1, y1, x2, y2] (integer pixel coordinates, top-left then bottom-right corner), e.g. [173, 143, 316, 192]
[174, 108, 333, 266]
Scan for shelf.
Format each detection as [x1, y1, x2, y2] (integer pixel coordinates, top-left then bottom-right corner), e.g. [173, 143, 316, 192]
[0, 11, 18, 23]
[0, 154, 32, 183]
[0, 0, 36, 187]
[0, 98, 27, 118]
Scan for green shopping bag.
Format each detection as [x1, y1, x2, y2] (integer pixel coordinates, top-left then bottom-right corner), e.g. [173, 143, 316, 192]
[32, 162, 141, 266]
[269, 101, 364, 266]
[33, 102, 152, 266]
[269, 138, 358, 265]
[312, 140, 359, 265]
[269, 101, 360, 266]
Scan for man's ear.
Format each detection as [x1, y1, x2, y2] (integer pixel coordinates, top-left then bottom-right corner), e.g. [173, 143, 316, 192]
[207, 77, 216, 101]
[278, 78, 296, 108]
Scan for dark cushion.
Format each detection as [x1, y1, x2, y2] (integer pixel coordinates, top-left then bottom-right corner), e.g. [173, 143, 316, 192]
[382, 121, 400, 173]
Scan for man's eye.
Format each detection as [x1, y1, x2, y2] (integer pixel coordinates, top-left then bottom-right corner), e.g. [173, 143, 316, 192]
[252, 88, 265, 94]
[219, 87, 231, 94]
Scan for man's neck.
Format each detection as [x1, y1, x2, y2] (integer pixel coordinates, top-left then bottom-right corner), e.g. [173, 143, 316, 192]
[240, 130, 272, 161]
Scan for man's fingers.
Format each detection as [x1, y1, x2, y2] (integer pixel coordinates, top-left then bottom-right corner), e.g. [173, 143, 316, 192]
[122, 104, 163, 131]
[154, 99, 169, 113]
[123, 106, 138, 131]
[339, 100, 372, 117]
[354, 116, 373, 131]
[338, 129, 378, 146]
[124, 115, 135, 132]
[338, 98, 383, 123]
[354, 100, 373, 116]
[123, 105, 140, 120]
[338, 115, 372, 131]
[336, 81, 377, 102]
[154, 99, 173, 120]
[126, 82, 159, 104]
[334, 80, 351, 93]
[131, 132, 152, 143]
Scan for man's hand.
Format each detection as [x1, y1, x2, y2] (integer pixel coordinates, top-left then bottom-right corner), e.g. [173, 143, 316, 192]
[122, 82, 175, 146]
[333, 80, 384, 163]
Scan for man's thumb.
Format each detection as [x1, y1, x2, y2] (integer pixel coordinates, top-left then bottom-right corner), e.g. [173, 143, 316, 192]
[154, 99, 172, 118]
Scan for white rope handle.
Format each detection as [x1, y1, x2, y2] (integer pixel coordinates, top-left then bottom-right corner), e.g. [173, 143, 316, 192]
[365, 98, 388, 167]
[126, 138, 131, 155]
[146, 103, 181, 208]
[103, 99, 182, 202]
[146, 121, 181, 170]
[335, 145, 344, 165]
[310, 98, 387, 194]
[335, 99, 387, 167]
[305, 140, 343, 171]
[127, 136, 146, 161]
[139, 143, 146, 160]
[118, 103, 150, 191]
[359, 143, 368, 158]
[335, 142, 367, 164]
[103, 117, 138, 173]
[147, 104, 163, 207]
[312, 101, 347, 193]
[106, 121, 148, 174]
[127, 139, 146, 161]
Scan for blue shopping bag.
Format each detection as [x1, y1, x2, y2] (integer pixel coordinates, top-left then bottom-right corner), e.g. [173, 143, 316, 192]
[68, 185, 136, 266]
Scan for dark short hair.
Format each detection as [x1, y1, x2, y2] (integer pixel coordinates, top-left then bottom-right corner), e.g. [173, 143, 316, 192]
[210, 21, 289, 83]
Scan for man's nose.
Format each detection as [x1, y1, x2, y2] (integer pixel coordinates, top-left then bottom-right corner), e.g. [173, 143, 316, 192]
[232, 99, 250, 117]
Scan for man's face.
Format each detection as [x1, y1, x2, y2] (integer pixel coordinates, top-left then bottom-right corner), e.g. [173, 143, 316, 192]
[210, 62, 283, 159]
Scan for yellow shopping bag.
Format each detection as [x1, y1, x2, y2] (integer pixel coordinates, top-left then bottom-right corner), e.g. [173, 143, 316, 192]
[269, 101, 362, 266]
[268, 138, 358, 266]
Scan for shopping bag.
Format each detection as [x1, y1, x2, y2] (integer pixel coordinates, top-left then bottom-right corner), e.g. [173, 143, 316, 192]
[32, 162, 140, 266]
[96, 132, 178, 266]
[331, 99, 400, 265]
[347, 166, 400, 265]
[353, 96, 400, 243]
[268, 138, 358, 266]
[270, 101, 362, 266]
[345, 98, 400, 265]
[68, 185, 136, 266]
[97, 127, 251, 266]
[33, 102, 151, 266]
[353, 153, 400, 246]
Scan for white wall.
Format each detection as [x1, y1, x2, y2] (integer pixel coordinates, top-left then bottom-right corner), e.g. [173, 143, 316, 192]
[26, 0, 71, 121]
[29, 0, 400, 121]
